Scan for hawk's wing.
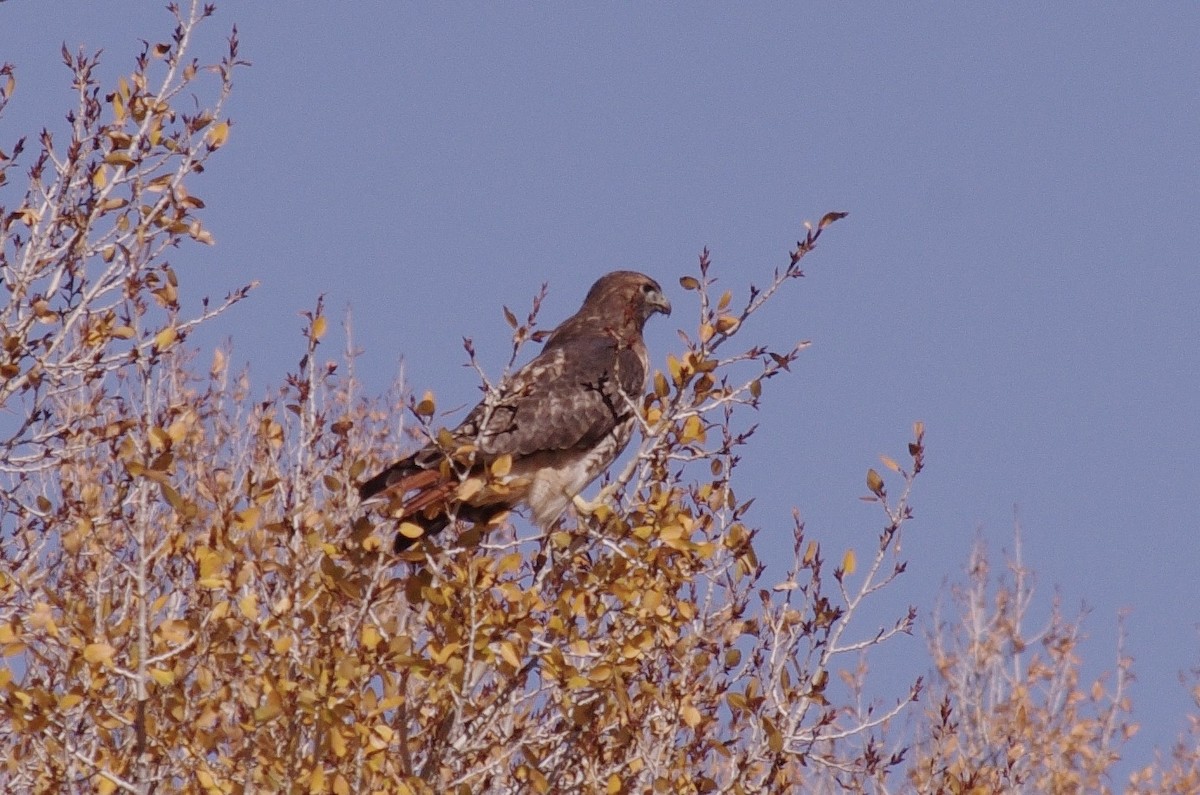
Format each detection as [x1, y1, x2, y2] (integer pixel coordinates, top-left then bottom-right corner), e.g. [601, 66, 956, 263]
[455, 334, 646, 459]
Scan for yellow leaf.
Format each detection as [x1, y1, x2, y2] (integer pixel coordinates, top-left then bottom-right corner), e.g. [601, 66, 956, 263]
[154, 325, 177, 351]
[362, 625, 382, 650]
[490, 454, 513, 478]
[312, 315, 327, 340]
[667, 354, 683, 386]
[254, 689, 283, 723]
[498, 640, 520, 669]
[398, 522, 425, 540]
[866, 468, 885, 497]
[430, 642, 460, 665]
[841, 549, 857, 576]
[680, 415, 706, 445]
[880, 455, 900, 473]
[195, 547, 222, 578]
[715, 315, 740, 334]
[329, 727, 347, 758]
[233, 506, 260, 530]
[659, 524, 685, 543]
[149, 667, 176, 686]
[83, 642, 116, 667]
[679, 276, 700, 291]
[103, 152, 135, 167]
[456, 477, 483, 501]
[606, 774, 622, 794]
[803, 541, 818, 564]
[206, 120, 230, 149]
[148, 426, 171, 452]
[97, 778, 118, 795]
[698, 323, 714, 343]
[92, 166, 108, 189]
[764, 716, 784, 753]
[681, 704, 702, 728]
[238, 594, 258, 621]
[653, 370, 669, 398]
[158, 619, 189, 644]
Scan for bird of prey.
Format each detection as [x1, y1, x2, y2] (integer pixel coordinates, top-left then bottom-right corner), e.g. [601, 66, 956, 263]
[359, 270, 671, 552]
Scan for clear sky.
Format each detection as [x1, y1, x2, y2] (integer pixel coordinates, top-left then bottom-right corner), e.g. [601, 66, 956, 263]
[6, 2, 1198, 776]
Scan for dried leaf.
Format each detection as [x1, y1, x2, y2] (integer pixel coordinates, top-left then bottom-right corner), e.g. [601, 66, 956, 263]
[154, 325, 177, 351]
[206, 120, 230, 149]
[415, 391, 436, 416]
[498, 641, 520, 668]
[819, 210, 848, 229]
[456, 477, 483, 501]
[397, 522, 425, 540]
[149, 668, 176, 686]
[83, 642, 116, 667]
[715, 315, 740, 334]
[866, 468, 885, 497]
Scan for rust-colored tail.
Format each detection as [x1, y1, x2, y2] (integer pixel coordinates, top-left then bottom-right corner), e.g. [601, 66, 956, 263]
[359, 457, 452, 551]
[359, 455, 510, 553]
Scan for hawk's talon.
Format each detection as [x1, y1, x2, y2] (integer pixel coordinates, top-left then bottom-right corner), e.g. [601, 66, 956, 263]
[572, 484, 615, 517]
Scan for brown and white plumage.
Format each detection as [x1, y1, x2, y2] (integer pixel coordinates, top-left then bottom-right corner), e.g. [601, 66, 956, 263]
[359, 270, 671, 552]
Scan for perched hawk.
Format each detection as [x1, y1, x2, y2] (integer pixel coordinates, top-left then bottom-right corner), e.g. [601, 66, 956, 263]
[360, 270, 671, 552]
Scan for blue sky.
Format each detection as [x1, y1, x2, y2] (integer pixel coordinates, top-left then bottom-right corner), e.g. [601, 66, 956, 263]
[6, 2, 1199, 774]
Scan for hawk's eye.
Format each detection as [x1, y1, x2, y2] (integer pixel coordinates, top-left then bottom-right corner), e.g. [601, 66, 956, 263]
[641, 284, 656, 296]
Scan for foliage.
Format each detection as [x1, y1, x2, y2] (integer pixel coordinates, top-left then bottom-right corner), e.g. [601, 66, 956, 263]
[1, 6, 1197, 795]
[910, 532, 1133, 793]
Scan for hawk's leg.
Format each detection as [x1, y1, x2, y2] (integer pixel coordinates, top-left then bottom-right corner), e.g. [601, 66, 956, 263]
[572, 483, 617, 517]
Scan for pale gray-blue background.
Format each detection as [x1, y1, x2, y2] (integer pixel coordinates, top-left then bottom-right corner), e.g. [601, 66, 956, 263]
[6, 3, 1197, 778]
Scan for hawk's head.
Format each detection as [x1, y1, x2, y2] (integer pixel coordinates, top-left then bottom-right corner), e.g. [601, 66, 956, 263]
[585, 271, 672, 328]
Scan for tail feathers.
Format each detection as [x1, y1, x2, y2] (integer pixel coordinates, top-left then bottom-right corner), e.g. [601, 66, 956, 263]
[359, 457, 477, 553]
[358, 456, 440, 502]
[359, 456, 512, 554]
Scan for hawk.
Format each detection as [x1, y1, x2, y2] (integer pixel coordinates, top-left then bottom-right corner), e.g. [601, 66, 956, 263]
[359, 270, 671, 552]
